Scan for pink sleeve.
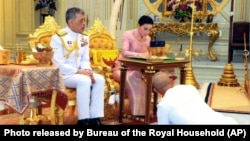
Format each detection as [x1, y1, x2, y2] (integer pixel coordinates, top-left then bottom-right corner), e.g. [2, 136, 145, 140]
[121, 31, 138, 57]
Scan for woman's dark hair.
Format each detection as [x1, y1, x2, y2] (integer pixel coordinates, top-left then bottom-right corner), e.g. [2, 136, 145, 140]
[65, 7, 85, 23]
[138, 15, 154, 26]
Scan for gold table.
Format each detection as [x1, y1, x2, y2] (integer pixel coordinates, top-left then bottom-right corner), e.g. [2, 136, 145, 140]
[150, 22, 219, 61]
[119, 58, 189, 124]
[0, 64, 67, 124]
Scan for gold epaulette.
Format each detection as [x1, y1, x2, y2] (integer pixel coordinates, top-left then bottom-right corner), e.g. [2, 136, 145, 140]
[82, 32, 88, 36]
[57, 29, 67, 36]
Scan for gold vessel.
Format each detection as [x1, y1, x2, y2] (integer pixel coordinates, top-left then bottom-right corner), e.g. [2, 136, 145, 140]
[217, 63, 240, 87]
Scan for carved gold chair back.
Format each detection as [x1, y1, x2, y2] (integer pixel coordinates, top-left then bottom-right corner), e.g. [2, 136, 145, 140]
[28, 16, 61, 53]
[87, 18, 119, 67]
[86, 18, 120, 119]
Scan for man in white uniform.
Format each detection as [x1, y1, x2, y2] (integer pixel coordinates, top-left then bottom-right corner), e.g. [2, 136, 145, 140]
[152, 71, 238, 125]
[50, 7, 105, 125]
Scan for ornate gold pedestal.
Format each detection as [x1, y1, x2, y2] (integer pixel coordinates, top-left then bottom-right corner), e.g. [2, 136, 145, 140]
[184, 65, 200, 89]
[217, 63, 240, 87]
[150, 22, 219, 61]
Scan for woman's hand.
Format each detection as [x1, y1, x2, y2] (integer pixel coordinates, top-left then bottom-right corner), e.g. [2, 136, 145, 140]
[137, 51, 151, 58]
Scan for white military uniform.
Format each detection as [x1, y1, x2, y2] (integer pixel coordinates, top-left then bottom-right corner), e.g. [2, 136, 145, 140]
[157, 85, 238, 125]
[50, 26, 105, 120]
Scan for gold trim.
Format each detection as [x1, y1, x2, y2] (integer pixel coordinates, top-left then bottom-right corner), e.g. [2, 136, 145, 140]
[149, 22, 219, 61]
[162, 0, 174, 16]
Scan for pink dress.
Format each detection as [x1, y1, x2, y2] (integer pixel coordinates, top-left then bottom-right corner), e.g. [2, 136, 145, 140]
[112, 29, 151, 116]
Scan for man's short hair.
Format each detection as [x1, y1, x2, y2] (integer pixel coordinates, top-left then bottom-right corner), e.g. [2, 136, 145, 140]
[152, 71, 171, 91]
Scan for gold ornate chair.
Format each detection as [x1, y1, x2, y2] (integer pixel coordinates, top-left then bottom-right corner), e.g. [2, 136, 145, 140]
[25, 16, 76, 124]
[86, 18, 120, 119]
[27, 16, 119, 123]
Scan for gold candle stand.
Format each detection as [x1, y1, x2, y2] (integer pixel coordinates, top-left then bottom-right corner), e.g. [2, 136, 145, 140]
[184, 0, 200, 89]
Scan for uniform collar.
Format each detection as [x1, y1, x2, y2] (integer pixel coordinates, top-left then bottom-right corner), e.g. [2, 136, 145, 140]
[65, 26, 79, 37]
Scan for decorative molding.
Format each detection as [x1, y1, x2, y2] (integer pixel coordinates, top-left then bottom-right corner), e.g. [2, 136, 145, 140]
[220, 10, 230, 22]
[3, 0, 15, 46]
[0, 0, 3, 44]
[143, 0, 230, 21]
[16, 0, 34, 35]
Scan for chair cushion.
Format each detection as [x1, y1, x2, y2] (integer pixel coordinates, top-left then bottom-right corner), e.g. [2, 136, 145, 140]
[91, 49, 119, 67]
[90, 38, 114, 50]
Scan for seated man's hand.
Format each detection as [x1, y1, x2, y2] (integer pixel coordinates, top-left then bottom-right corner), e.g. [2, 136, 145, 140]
[77, 69, 96, 83]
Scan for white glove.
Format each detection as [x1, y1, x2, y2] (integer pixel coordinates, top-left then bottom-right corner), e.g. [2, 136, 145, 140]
[115, 94, 119, 104]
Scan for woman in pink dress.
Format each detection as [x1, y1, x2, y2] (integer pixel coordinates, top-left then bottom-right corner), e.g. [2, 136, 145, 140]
[112, 15, 154, 116]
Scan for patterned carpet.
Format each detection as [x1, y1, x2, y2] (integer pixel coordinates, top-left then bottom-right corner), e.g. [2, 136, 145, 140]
[201, 83, 250, 114]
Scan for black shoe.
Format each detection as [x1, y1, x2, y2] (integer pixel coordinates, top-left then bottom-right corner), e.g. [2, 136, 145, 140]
[134, 115, 145, 118]
[77, 119, 89, 125]
[89, 118, 103, 125]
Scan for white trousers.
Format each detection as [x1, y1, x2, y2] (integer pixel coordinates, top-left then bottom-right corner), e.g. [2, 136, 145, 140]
[64, 73, 105, 120]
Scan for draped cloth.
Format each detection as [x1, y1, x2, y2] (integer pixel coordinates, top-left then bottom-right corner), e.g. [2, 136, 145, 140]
[0, 65, 67, 114]
[112, 67, 146, 116]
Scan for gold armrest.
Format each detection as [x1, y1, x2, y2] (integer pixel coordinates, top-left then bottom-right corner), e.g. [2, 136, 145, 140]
[92, 65, 103, 74]
[103, 66, 112, 72]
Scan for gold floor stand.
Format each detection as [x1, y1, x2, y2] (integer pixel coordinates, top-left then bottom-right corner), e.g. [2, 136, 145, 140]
[184, 67, 200, 89]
